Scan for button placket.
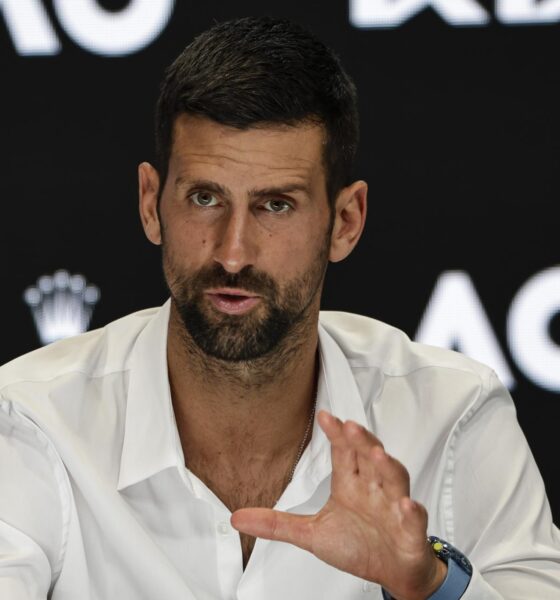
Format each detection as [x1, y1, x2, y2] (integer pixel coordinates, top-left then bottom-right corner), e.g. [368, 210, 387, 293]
[212, 509, 243, 599]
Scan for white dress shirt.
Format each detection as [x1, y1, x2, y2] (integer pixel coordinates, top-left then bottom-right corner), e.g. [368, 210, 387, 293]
[0, 301, 559, 600]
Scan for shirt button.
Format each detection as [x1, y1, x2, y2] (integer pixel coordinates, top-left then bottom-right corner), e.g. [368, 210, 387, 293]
[217, 521, 232, 535]
[362, 581, 373, 592]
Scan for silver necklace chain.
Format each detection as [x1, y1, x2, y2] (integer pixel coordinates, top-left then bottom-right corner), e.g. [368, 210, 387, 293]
[286, 396, 317, 484]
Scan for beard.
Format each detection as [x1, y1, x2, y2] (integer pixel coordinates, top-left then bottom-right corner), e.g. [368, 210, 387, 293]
[163, 242, 329, 363]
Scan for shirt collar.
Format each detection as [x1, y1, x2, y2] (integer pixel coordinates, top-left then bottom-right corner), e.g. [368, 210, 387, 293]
[117, 306, 370, 493]
[117, 300, 181, 491]
[316, 319, 369, 425]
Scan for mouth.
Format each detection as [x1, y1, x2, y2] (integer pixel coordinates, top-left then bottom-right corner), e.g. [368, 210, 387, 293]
[204, 288, 262, 315]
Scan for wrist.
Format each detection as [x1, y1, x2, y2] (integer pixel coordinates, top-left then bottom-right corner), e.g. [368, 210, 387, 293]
[422, 557, 448, 599]
[381, 553, 447, 600]
[382, 537, 472, 600]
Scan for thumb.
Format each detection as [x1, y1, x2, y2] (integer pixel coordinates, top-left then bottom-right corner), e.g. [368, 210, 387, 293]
[231, 508, 314, 552]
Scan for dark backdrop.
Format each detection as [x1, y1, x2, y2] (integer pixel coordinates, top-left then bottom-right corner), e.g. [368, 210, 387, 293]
[1, 1, 559, 521]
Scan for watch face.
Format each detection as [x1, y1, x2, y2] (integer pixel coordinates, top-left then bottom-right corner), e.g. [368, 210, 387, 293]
[428, 536, 473, 576]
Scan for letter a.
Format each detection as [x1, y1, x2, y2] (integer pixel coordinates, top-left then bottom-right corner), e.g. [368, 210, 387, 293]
[415, 271, 514, 388]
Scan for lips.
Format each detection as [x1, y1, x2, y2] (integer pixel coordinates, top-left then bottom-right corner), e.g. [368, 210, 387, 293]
[205, 288, 262, 315]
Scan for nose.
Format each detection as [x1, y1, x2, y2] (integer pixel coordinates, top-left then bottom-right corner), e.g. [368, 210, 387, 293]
[213, 207, 258, 274]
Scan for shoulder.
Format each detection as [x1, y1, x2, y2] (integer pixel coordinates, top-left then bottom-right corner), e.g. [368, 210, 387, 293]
[0, 307, 159, 391]
[318, 310, 505, 428]
[319, 310, 494, 381]
[0, 306, 163, 499]
[0, 399, 68, 578]
[318, 312, 513, 478]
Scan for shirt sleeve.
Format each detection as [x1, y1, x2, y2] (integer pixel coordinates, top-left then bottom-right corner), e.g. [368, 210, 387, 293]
[0, 399, 67, 599]
[449, 371, 560, 599]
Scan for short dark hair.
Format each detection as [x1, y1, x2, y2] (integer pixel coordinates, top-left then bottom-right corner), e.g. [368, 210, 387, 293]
[154, 16, 359, 204]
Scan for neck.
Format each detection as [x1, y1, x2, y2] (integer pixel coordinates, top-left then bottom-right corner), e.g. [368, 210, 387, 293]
[167, 301, 320, 470]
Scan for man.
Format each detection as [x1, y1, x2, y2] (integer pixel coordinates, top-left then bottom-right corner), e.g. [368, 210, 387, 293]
[0, 16, 558, 600]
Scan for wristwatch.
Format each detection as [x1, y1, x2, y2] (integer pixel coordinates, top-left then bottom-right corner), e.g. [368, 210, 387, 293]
[381, 536, 473, 600]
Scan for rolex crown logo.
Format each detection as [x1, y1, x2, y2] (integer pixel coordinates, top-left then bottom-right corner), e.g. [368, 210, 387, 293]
[23, 270, 101, 345]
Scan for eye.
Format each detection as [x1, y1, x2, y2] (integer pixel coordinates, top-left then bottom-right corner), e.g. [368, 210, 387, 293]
[262, 199, 292, 213]
[191, 191, 219, 207]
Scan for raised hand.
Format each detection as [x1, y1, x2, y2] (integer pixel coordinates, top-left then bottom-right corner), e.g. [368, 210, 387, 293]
[231, 410, 446, 600]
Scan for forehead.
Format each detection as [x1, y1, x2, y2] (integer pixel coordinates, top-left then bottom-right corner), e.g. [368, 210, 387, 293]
[168, 114, 326, 185]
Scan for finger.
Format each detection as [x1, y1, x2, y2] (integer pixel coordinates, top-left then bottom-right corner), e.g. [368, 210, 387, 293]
[370, 448, 410, 498]
[231, 508, 313, 553]
[317, 410, 345, 445]
[342, 419, 384, 455]
[339, 423, 410, 499]
[357, 444, 410, 500]
[341, 421, 384, 480]
[356, 443, 384, 483]
[318, 411, 359, 485]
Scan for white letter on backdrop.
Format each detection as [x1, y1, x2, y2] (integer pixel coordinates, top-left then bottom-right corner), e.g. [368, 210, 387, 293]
[497, 0, 560, 24]
[350, 0, 490, 28]
[507, 267, 560, 392]
[53, 0, 175, 56]
[415, 270, 515, 388]
[0, 0, 60, 55]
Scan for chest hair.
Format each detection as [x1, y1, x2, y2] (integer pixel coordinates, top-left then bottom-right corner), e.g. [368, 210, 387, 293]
[188, 459, 291, 568]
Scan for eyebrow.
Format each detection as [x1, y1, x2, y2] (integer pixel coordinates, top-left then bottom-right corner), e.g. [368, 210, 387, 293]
[175, 177, 311, 199]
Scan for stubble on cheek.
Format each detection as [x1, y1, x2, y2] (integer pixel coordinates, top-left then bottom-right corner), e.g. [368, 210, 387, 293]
[160, 212, 332, 363]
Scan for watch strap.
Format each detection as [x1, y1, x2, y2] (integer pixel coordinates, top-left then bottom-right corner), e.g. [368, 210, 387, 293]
[426, 555, 471, 599]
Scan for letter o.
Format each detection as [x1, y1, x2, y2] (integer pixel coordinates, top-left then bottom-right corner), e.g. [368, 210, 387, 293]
[507, 266, 560, 392]
[52, 0, 175, 56]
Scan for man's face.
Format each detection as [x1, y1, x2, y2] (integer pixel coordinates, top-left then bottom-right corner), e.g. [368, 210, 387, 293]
[155, 115, 334, 361]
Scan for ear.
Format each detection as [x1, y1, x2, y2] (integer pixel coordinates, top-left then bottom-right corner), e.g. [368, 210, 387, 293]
[329, 180, 367, 263]
[138, 162, 162, 246]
